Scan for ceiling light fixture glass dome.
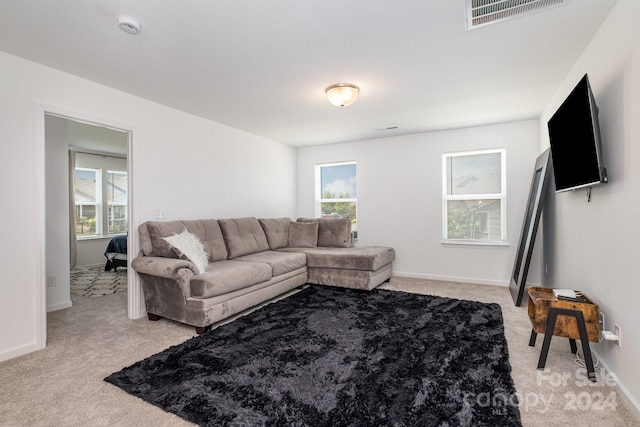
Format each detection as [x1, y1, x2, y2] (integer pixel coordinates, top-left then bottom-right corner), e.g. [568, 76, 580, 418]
[325, 83, 359, 107]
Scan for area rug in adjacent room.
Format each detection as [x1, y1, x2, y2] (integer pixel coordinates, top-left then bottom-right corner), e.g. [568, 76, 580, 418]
[105, 285, 521, 426]
[70, 266, 127, 298]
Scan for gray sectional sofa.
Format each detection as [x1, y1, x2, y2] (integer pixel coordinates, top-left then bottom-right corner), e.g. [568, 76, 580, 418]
[131, 216, 395, 333]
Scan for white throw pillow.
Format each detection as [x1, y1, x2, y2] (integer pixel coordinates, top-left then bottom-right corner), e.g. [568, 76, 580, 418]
[162, 229, 209, 275]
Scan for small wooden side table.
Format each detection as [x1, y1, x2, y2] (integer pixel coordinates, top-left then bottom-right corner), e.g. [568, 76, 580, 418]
[527, 286, 599, 382]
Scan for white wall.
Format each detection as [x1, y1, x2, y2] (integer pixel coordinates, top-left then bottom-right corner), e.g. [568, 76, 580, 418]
[297, 120, 540, 286]
[44, 115, 73, 312]
[0, 51, 297, 362]
[75, 239, 114, 267]
[540, 1, 640, 415]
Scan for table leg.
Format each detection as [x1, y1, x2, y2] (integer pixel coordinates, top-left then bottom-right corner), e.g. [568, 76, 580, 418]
[569, 338, 577, 354]
[536, 308, 596, 382]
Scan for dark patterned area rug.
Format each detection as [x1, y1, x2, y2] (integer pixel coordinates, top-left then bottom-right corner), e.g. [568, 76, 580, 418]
[105, 286, 521, 426]
[70, 266, 127, 298]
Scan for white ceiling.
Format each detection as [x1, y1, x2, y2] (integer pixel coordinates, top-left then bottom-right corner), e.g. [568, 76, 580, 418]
[0, 1, 617, 147]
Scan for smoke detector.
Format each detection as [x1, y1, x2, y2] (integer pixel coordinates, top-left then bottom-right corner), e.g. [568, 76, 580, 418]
[465, 0, 567, 30]
[117, 16, 141, 35]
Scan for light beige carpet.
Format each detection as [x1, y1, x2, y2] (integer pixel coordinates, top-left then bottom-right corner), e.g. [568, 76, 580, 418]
[0, 277, 638, 426]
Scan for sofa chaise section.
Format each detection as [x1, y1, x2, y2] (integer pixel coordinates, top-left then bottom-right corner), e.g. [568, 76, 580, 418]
[268, 216, 395, 291]
[279, 245, 395, 291]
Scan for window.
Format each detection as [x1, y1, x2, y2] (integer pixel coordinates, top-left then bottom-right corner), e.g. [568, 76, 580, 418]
[107, 171, 128, 234]
[316, 161, 357, 236]
[74, 152, 128, 239]
[74, 168, 101, 237]
[442, 149, 506, 243]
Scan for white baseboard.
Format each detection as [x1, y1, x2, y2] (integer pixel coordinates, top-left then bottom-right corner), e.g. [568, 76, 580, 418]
[392, 271, 515, 287]
[0, 341, 42, 363]
[591, 348, 640, 422]
[47, 300, 72, 312]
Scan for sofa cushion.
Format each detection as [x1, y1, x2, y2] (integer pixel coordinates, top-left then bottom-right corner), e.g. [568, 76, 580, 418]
[288, 221, 319, 248]
[297, 217, 352, 248]
[162, 229, 209, 275]
[234, 250, 307, 276]
[182, 220, 228, 261]
[143, 219, 228, 261]
[258, 217, 291, 250]
[218, 217, 270, 259]
[190, 260, 272, 298]
[279, 246, 395, 271]
[307, 263, 393, 291]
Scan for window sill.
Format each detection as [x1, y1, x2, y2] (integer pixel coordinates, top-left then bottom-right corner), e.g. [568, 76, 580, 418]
[77, 235, 118, 241]
[441, 239, 509, 247]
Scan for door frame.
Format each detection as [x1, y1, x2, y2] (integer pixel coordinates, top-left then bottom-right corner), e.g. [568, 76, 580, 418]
[36, 104, 143, 350]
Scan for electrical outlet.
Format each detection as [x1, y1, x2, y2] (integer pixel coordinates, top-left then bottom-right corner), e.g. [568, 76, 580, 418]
[47, 275, 56, 287]
[614, 323, 621, 347]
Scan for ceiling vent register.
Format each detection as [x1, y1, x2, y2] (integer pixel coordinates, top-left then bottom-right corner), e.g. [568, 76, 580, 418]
[466, 0, 567, 29]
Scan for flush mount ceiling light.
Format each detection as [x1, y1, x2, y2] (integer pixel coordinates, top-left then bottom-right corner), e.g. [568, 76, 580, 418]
[325, 83, 359, 107]
[117, 16, 141, 35]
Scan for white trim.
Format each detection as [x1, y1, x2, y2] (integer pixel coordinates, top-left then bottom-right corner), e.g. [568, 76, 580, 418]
[590, 348, 640, 422]
[74, 166, 103, 236]
[315, 160, 358, 218]
[442, 148, 507, 243]
[441, 239, 509, 247]
[392, 271, 520, 288]
[315, 160, 357, 168]
[47, 300, 72, 312]
[69, 146, 126, 159]
[126, 127, 145, 319]
[314, 164, 321, 215]
[35, 105, 47, 353]
[0, 341, 41, 363]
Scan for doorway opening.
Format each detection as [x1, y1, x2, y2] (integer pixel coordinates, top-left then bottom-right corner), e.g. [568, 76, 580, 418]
[43, 112, 135, 342]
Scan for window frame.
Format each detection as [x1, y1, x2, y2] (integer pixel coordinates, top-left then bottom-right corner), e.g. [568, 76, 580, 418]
[106, 170, 128, 235]
[315, 161, 358, 237]
[74, 167, 102, 238]
[441, 148, 507, 245]
[74, 152, 128, 240]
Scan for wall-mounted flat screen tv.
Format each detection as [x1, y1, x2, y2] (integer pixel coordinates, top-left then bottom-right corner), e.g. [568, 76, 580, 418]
[547, 73, 607, 193]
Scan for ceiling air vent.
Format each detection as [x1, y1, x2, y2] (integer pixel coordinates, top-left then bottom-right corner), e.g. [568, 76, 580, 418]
[465, 0, 567, 30]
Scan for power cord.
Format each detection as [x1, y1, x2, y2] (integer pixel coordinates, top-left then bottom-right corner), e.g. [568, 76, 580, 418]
[574, 341, 600, 368]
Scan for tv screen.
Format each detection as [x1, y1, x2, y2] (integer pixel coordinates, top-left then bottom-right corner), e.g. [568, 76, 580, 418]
[547, 74, 607, 193]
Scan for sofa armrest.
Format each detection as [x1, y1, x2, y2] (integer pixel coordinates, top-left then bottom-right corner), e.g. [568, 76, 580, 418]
[131, 256, 199, 279]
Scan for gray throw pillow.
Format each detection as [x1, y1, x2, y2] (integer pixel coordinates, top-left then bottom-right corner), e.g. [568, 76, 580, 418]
[288, 222, 319, 248]
[258, 217, 291, 250]
[297, 217, 352, 247]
